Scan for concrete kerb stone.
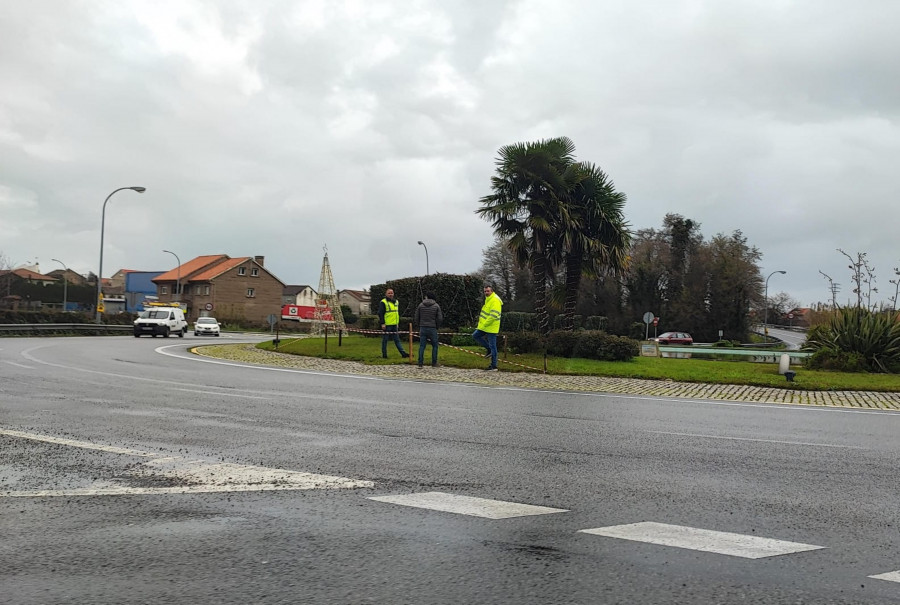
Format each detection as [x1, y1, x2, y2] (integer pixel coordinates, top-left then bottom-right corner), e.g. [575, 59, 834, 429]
[193, 343, 900, 412]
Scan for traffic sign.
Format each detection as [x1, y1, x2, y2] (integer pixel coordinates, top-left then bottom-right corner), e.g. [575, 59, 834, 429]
[205, 303, 214, 311]
[267, 313, 277, 326]
[642, 312, 654, 324]
[653, 317, 659, 326]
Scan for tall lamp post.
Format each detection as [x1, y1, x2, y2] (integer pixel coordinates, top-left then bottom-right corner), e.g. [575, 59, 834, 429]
[97, 186, 146, 323]
[417, 240, 429, 276]
[162, 249, 181, 303]
[51, 258, 68, 312]
[764, 270, 787, 341]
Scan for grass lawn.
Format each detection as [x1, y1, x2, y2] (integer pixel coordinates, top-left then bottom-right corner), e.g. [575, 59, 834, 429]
[257, 334, 900, 392]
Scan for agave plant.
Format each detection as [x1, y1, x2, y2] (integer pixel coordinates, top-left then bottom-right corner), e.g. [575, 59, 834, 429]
[805, 307, 900, 372]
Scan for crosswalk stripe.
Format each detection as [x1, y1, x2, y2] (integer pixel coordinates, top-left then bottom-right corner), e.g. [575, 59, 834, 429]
[368, 491, 568, 519]
[869, 571, 900, 583]
[579, 522, 825, 559]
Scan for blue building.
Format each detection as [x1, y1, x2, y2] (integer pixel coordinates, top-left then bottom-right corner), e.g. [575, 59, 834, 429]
[125, 271, 164, 312]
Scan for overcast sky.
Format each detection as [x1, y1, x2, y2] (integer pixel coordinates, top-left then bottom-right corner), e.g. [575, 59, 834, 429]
[2, 1, 898, 308]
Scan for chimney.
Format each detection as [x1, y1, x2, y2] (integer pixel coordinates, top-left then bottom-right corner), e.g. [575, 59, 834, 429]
[254, 256, 264, 266]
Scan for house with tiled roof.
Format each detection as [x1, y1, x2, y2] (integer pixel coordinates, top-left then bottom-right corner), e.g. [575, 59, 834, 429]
[152, 255, 285, 324]
[283, 285, 317, 307]
[338, 289, 371, 315]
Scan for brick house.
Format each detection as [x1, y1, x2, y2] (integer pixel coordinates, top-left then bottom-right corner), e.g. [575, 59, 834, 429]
[338, 289, 371, 315]
[153, 255, 285, 324]
[46, 268, 90, 287]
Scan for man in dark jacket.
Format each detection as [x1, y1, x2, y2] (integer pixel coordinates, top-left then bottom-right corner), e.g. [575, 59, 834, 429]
[414, 292, 443, 367]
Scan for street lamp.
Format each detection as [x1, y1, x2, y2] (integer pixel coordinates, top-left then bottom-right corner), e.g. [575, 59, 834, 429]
[51, 258, 68, 312]
[97, 186, 146, 323]
[162, 249, 181, 303]
[764, 270, 787, 341]
[417, 240, 429, 276]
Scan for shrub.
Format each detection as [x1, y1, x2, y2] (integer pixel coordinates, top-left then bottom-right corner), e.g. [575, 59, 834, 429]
[545, 330, 579, 357]
[805, 348, 868, 373]
[595, 334, 640, 361]
[804, 307, 900, 373]
[573, 331, 610, 359]
[506, 331, 544, 354]
[501, 312, 536, 333]
[356, 315, 380, 336]
[584, 316, 608, 331]
[552, 314, 583, 330]
[452, 327, 477, 347]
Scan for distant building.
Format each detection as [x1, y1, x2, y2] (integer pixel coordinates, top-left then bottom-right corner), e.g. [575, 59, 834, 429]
[338, 289, 371, 315]
[283, 285, 317, 307]
[153, 254, 285, 324]
[46, 268, 90, 288]
[124, 271, 164, 312]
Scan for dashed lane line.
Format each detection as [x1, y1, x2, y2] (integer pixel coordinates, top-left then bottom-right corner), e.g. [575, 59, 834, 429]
[579, 521, 826, 559]
[368, 491, 569, 519]
[869, 571, 900, 583]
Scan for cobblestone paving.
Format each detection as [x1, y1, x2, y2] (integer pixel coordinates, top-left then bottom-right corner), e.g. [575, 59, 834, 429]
[195, 344, 900, 411]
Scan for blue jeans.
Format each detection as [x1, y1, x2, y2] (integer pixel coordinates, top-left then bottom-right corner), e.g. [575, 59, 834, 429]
[382, 325, 407, 357]
[418, 327, 439, 366]
[472, 329, 498, 368]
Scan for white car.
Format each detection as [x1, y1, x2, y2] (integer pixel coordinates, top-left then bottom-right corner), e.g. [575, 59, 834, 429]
[134, 306, 188, 338]
[194, 317, 221, 336]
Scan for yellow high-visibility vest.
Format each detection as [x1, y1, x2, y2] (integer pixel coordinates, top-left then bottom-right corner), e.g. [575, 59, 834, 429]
[382, 299, 399, 326]
[477, 293, 502, 333]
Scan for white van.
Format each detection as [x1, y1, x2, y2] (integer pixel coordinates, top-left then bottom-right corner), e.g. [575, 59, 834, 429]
[133, 306, 188, 338]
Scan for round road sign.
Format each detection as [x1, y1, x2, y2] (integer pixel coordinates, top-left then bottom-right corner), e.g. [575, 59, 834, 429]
[642, 312, 654, 324]
[205, 303, 214, 311]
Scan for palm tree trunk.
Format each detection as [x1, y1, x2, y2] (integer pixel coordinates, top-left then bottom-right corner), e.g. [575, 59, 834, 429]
[564, 253, 582, 330]
[532, 254, 550, 335]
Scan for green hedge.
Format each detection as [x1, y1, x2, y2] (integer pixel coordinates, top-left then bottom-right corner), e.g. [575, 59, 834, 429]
[371, 273, 483, 330]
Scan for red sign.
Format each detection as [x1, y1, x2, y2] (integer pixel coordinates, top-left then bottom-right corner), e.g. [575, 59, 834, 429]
[281, 304, 332, 321]
[205, 303, 213, 311]
[653, 317, 659, 326]
[788, 313, 794, 319]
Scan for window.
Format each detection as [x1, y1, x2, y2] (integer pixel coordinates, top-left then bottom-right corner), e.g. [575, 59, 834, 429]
[251, 268, 259, 277]
[238, 267, 246, 276]
[161, 286, 168, 294]
[247, 288, 255, 297]
[182, 285, 190, 295]
[203, 285, 210, 295]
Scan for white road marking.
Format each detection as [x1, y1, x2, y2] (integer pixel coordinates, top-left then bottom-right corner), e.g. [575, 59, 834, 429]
[579, 522, 825, 559]
[172, 388, 270, 400]
[649, 430, 863, 449]
[2, 360, 35, 369]
[18, 342, 900, 418]
[0, 428, 155, 457]
[368, 491, 568, 519]
[0, 429, 374, 497]
[869, 570, 900, 583]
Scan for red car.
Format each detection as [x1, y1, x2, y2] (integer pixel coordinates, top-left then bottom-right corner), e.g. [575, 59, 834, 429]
[656, 332, 693, 345]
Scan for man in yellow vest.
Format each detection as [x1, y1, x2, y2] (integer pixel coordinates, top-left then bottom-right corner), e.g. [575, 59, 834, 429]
[472, 284, 502, 371]
[379, 288, 409, 359]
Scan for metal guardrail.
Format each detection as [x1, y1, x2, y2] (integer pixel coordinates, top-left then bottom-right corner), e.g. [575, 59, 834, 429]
[0, 323, 133, 335]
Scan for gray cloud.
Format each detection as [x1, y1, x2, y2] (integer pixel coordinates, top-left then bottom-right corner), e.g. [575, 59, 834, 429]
[2, 0, 899, 307]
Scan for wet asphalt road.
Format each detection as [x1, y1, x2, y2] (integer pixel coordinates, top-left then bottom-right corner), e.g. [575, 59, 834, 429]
[2, 336, 900, 604]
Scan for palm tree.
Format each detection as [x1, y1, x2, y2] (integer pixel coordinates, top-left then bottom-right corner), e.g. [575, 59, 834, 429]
[557, 163, 631, 330]
[477, 137, 578, 335]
